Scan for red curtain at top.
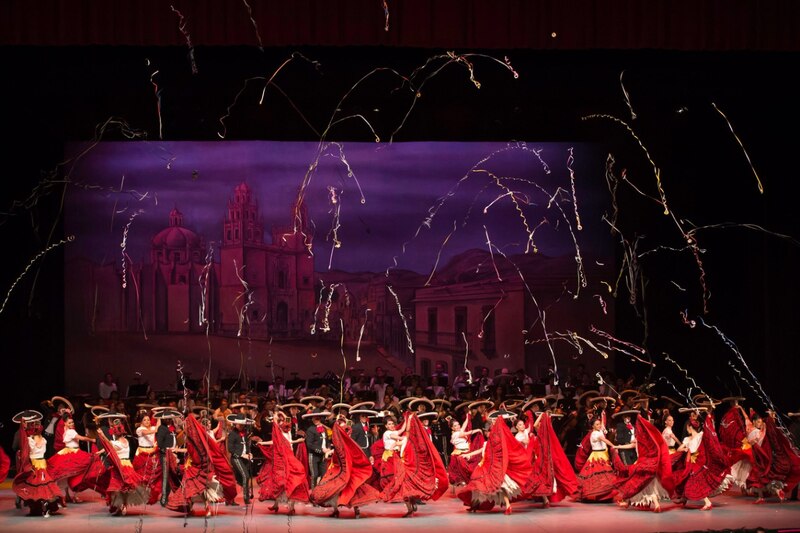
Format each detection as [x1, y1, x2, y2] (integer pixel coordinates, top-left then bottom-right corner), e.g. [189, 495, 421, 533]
[1, 0, 798, 51]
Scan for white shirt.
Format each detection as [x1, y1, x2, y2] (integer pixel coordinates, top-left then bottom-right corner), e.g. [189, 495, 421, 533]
[451, 432, 469, 452]
[112, 437, 130, 460]
[747, 427, 765, 447]
[515, 428, 530, 447]
[683, 433, 702, 453]
[63, 428, 80, 449]
[590, 430, 607, 451]
[28, 436, 47, 459]
[136, 426, 156, 447]
[662, 426, 679, 447]
[383, 430, 401, 451]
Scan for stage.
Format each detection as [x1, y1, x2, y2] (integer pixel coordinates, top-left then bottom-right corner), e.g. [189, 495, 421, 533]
[1, 486, 798, 533]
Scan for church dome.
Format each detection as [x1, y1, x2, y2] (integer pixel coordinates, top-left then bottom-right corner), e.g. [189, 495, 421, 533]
[151, 207, 201, 249]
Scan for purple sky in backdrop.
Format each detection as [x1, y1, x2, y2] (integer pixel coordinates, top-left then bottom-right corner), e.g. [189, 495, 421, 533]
[65, 141, 611, 273]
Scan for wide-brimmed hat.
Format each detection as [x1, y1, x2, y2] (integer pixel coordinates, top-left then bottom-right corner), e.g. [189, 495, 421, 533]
[454, 401, 472, 412]
[721, 396, 746, 404]
[578, 390, 600, 404]
[589, 396, 616, 405]
[787, 412, 800, 418]
[301, 410, 332, 419]
[468, 399, 494, 410]
[331, 403, 351, 412]
[350, 409, 379, 417]
[432, 399, 452, 408]
[521, 397, 548, 412]
[136, 403, 159, 411]
[398, 397, 418, 409]
[418, 411, 438, 419]
[230, 403, 258, 410]
[612, 409, 639, 420]
[154, 409, 183, 420]
[90, 405, 111, 417]
[226, 413, 255, 425]
[409, 398, 435, 411]
[12, 410, 43, 423]
[619, 389, 639, 401]
[488, 409, 517, 420]
[659, 396, 682, 407]
[281, 403, 307, 410]
[51, 396, 74, 413]
[96, 412, 127, 421]
[350, 401, 376, 410]
[300, 396, 325, 403]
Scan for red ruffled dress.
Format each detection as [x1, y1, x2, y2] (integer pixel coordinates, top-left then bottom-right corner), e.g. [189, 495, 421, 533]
[131, 425, 163, 504]
[310, 422, 382, 510]
[381, 414, 449, 507]
[46, 428, 94, 491]
[12, 429, 64, 513]
[672, 415, 732, 502]
[166, 415, 238, 513]
[97, 431, 150, 510]
[612, 416, 674, 508]
[257, 421, 310, 506]
[524, 412, 579, 503]
[748, 416, 800, 497]
[575, 429, 617, 501]
[448, 416, 485, 486]
[457, 418, 533, 511]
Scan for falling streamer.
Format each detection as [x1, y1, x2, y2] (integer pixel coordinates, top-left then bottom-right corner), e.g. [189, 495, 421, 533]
[0, 235, 75, 315]
[241, 0, 264, 50]
[147, 60, 164, 139]
[696, 317, 779, 416]
[619, 70, 637, 120]
[355, 309, 371, 362]
[424, 220, 458, 286]
[232, 260, 255, 337]
[582, 114, 668, 215]
[326, 186, 342, 269]
[483, 225, 503, 282]
[169, 4, 198, 74]
[566, 147, 583, 230]
[382, 0, 390, 31]
[662, 352, 709, 403]
[712, 102, 764, 194]
[387, 285, 414, 353]
[461, 331, 473, 384]
[120, 209, 144, 289]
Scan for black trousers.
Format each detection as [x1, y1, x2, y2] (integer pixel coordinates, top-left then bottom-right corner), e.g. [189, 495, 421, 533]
[308, 453, 327, 488]
[160, 454, 171, 504]
[230, 456, 252, 502]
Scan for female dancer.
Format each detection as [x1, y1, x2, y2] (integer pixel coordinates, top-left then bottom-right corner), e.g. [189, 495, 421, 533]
[256, 412, 309, 515]
[96, 414, 149, 516]
[381, 412, 449, 517]
[12, 410, 64, 517]
[612, 413, 674, 512]
[457, 410, 532, 515]
[310, 414, 382, 518]
[132, 412, 162, 504]
[447, 416, 482, 487]
[574, 417, 618, 501]
[525, 411, 579, 507]
[46, 416, 94, 503]
[165, 413, 238, 516]
[672, 410, 731, 510]
[747, 411, 800, 503]
[378, 415, 407, 489]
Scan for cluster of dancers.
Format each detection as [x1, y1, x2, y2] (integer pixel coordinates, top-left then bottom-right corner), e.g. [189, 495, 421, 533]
[5, 391, 800, 519]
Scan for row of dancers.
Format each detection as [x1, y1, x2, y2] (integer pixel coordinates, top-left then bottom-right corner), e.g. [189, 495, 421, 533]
[5, 393, 800, 518]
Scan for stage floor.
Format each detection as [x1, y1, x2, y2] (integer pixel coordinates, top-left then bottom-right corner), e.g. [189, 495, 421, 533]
[1, 487, 799, 533]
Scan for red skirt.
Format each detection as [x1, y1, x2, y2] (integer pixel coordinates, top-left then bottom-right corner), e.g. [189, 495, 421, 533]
[576, 451, 616, 501]
[13, 461, 64, 503]
[448, 452, 475, 486]
[47, 448, 93, 484]
[132, 447, 163, 504]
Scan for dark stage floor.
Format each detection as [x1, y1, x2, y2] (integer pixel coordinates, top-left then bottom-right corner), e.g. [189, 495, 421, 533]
[1, 485, 799, 533]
